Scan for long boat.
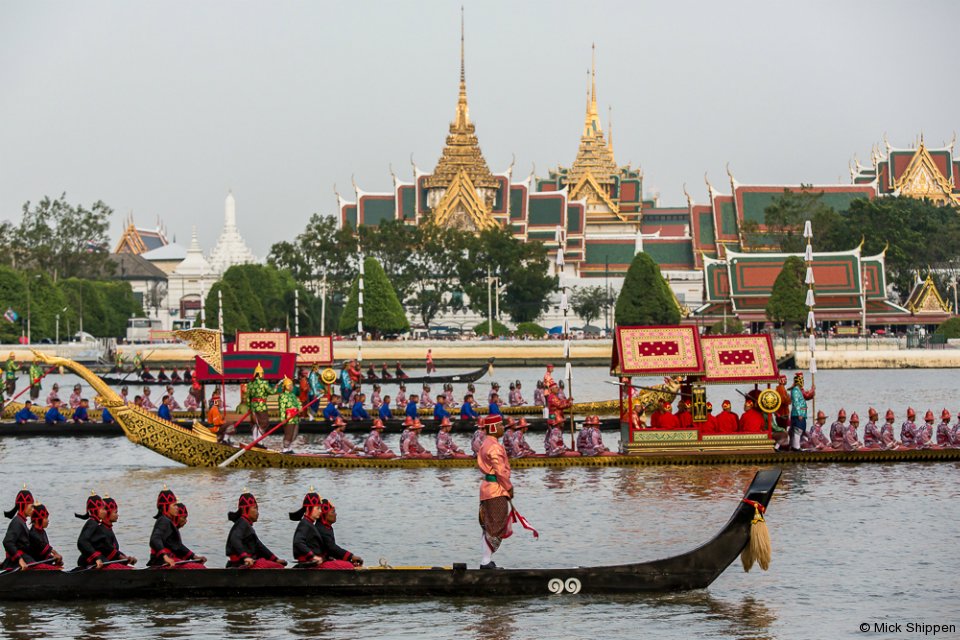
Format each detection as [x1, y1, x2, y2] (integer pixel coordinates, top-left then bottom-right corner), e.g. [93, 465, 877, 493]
[360, 358, 495, 385]
[23, 353, 960, 468]
[0, 468, 781, 600]
[0, 416, 620, 437]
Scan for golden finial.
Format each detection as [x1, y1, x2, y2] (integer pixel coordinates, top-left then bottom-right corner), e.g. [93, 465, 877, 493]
[608, 105, 614, 154]
[242, 486, 249, 494]
[591, 42, 597, 107]
[309, 485, 315, 493]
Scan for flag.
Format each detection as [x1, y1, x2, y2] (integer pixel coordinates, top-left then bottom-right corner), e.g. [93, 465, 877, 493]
[4, 308, 18, 323]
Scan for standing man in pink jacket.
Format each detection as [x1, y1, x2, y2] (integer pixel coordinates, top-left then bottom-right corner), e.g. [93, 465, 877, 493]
[476, 414, 513, 570]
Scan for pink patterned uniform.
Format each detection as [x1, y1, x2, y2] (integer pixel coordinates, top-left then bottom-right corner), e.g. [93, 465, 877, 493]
[419, 392, 434, 409]
[436, 431, 466, 459]
[514, 430, 536, 457]
[880, 423, 898, 449]
[324, 431, 355, 455]
[808, 424, 830, 450]
[829, 422, 845, 449]
[915, 424, 933, 449]
[543, 426, 570, 457]
[395, 390, 406, 407]
[471, 428, 485, 455]
[577, 426, 610, 456]
[46, 390, 59, 406]
[900, 421, 917, 446]
[183, 393, 199, 411]
[935, 421, 951, 446]
[533, 388, 545, 407]
[363, 431, 392, 456]
[863, 421, 882, 448]
[951, 422, 960, 447]
[400, 429, 429, 456]
[69, 391, 82, 409]
[371, 392, 382, 411]
[508, 390, 523, 406]
[842, 424, 861, 451]
[142, 395, 156, 410]
[168, 395, 182, 411]
[502, 429, 519, 457]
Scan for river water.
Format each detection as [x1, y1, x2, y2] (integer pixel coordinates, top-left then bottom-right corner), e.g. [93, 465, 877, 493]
[1, 368, 958, 639]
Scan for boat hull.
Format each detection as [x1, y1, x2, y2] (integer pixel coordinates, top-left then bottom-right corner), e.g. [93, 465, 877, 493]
[0, 469, 781, 600]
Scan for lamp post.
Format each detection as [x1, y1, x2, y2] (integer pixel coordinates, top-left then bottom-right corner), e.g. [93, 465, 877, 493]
[25, 274, 41, 345]
[487, 266, 493, 336]
[320, 275, 327, 336]
[604, 255, 610, 331]
[948, 282, 958, 315]
[55, 306, 67, 345]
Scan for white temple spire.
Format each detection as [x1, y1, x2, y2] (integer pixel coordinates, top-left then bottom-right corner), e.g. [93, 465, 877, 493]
[208, 190, 258, 275]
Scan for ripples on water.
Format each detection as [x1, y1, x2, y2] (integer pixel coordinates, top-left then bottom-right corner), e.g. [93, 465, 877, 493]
[1, 369, 958, 639]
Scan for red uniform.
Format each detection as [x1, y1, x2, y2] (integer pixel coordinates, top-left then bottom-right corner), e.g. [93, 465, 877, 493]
[738, 409, 766, 433]
[715, 410, 739, 434]
[658, 412, 681, 429]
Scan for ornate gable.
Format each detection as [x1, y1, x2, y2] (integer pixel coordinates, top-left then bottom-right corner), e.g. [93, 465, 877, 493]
[905, 275, 951, 313]
[433, 169, 496, 231]
[570, 172, 622, 220]
[894, 141, 958, 204]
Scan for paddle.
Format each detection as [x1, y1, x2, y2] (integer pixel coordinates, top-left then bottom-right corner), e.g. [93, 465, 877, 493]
[218, 396, 321, 468]
[1, 364, 58, 412]
[0, 557, 62, 574]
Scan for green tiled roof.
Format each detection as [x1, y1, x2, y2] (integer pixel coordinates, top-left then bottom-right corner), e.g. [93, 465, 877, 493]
[644, 242, 694, 267]
[361, 197, 395, 226]
[528, 197, 563, 226]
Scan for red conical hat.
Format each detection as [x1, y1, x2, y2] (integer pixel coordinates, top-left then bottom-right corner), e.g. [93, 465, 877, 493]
[907, 407, 916, 418]
[837, 409, 846, 419]
[850, 412, 860, 423]
[816, 410, 827, 420]
[868, 407, 878, 419]
[941, 408, 951, 420]
[371, 418, 385, 429]
[924, 409, 934, 422]
[885, 409, 895, 420]
[440, 417, 452, 427]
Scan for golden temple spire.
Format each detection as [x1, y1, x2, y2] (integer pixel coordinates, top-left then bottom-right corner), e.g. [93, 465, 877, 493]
[567, 44, 618, 194]
[608, 105, 614, 156]
[583, 43, 602, 137]
[455, 5, 470, 130]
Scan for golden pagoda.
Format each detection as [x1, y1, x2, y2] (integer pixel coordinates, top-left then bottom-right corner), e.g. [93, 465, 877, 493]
[423, 10, 499, 229]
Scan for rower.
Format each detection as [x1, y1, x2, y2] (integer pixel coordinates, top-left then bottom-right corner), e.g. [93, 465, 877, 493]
[843, 412, 862, 451]
[46, 383, 60, 407]
[704, 402, 718, 433]
[533, 381, 545, 407]
[488, 382, 501, 406]
[184, 380, 201, 411]
[471, 421, 486, 456]
[502, 417, 518, 457]
[951, 410, 960, 447]
[323, 393, 343, 425]
[443, 383, 459, 409]
[148, 488, 206, 569]
[477, 414, 513, 569]
[324, 417, 359, 456]
[14, 401, 35, 424]
[75, 494, 128, 570]
[226, 492, 286, 569]
[829, 409, 847, 448]
[863, 408, 882, 448]
[44, 398, 67, 424]
[366, 363, 377, 381]
[509, 381, 526, 407]
[488, 392, 503, 417]
[207, 390, 229, 444]
[4, 489, 58, 570]
[370, 384, 382, 412]
[28, 503, 62, 568]
[461, 393, 479, 420]
[806, 411, 830, 450]
[400, 418, 432, 459]
[658, 400, 681, 430]
[546, 383, 572, 421]
[433, 394, 450, 422]
[900, 407, 918, 447]
[674, 401, 694, 430]
[935, 409, 952, 446]
[351, 392, 370, 421]
[69, 384, 83, 409]
[419, 384, 435, 409]
[142, 387, 158, 410]
[165, 385, 182, 411]
[916, 410, 935, 449]
[395, 383, 407, 409]
[363, 418, 396, 458]
[738, 399, 766, 433]
[395, 361, 408, 379]
[72, 398, 91, 423]
[577, 415, 616, 456]
[101, 497, 136, 568]
[157, 395, 173, 421]
[380, 363, 393, 380]
[101, 407, 114, 424]
[544, 414, 579, 457]
[880, 409, 899, 449]
[157, 367, 169, 383]
[436, 417, 470, 459]
[513, 418, 538, 457]
[171, 369, 182, 383]
[316, 498, 362, 568]
[379, 395, 393, 421]
[405, 394, 420, 420]
[290, 490, 327, 568]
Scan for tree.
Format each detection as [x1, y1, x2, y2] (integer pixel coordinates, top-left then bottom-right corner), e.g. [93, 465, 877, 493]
[338, 257, 409, 337]
[765, 256, 807, 329]
[709, 317, 745, 334]
[515, 322, 547, 338]
[7, 194, 114, 280]
[935, 317, 960, 339]
[474, 318, 510, 337]
[614, 252, 680, 326]
[571, 286, 610, 328]
[742, 187, 846, 253]
[203, 281, 247, 335]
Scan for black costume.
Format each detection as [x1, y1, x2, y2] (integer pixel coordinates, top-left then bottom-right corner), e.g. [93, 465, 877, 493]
[2, 515, 34, 568]
[148, 515, 195, 566]
[225, 516, 279, 567]
[292, 517, 325, 566]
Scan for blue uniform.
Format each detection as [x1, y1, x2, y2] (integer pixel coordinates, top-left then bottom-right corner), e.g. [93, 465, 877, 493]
[14, 407, 34, 423]
[323, 402, 342, 423]
[405, 400, 419, 419]
[102, 408, 114, 424]
[352, 401, 370, 420]
[157, 404, 172, 421]
[488, 402, 502, 416]
[73, 406, 89, 422]
[461, 403, 479, 420]
[433, 404, 450, 422]
[44, 407, 66, 424]
[378, 404, 393, 421]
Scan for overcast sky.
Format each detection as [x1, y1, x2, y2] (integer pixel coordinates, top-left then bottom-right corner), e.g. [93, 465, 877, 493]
[1, 1, 957, 257]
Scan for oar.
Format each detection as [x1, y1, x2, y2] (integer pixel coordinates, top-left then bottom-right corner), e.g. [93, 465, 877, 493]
[219, 396, 321, 468]
[1, 365, 58, 412]
[72, 558, 133, 572]
[0, 557, 61, 574]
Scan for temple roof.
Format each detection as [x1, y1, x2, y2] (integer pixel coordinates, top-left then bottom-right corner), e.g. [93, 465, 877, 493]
[173, 227, 213, 277]
[905, 275, 951, 314]
[113, 214, 169, 254]
[423, 11, 498, 192]
[208, 191, 258, 275]
[564, 45, 618, 190]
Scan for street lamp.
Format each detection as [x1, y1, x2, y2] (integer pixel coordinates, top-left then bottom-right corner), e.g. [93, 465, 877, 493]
[25, 274, 41, 345]
[55, 307, 67, 345]
[948, 282, 958, 315]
